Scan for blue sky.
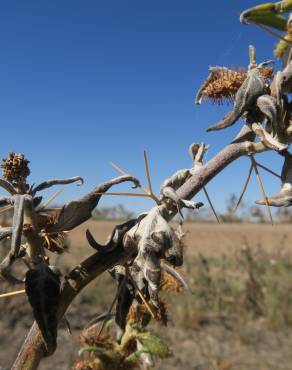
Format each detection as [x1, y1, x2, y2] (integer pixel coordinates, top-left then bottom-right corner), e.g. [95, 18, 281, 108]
[0, 1, 287, 214]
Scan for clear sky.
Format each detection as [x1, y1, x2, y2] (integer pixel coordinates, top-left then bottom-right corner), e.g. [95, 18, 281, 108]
[0, 1, 286, 215]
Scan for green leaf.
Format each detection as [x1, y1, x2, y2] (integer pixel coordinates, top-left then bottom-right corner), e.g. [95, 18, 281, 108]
[136, 331, 171, 359]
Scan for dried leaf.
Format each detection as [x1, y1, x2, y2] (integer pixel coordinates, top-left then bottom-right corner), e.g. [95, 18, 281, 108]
[115, 281, 135, 333]
[86, 218, 138, 253]
[49, 175, 139, 232]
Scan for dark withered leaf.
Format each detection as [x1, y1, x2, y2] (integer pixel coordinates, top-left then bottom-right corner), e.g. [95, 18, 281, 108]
[86, 228, 105, 252]
[115, 281, 134, 333]
[86, 218, 138, 253]
[33, 196, 43, 208]
[48, 199, 98, 232]
[25, 263, 61, 355]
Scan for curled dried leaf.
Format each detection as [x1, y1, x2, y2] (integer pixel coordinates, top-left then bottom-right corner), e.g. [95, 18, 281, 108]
[48, 175, 140, 232]
[31, 176, 83, 195]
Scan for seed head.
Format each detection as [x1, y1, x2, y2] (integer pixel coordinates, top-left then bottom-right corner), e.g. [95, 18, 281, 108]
[127, 302, 151, 327]
[196, 66, 273, 105]
[160, 268, 183, 293]
[1, 152, 30, 185]
[79, 327, 114, 350]
[43, 231, 68, 254]
[127, 300, 168, 326]
[73, 359, 102, 370]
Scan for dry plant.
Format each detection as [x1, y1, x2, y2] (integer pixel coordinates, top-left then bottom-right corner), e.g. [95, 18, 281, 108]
[1, 2, 292, 369]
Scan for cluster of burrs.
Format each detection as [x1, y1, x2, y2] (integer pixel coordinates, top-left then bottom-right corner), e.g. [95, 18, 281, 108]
[1, 152, 30, 189]
[195, 45, 292, 213]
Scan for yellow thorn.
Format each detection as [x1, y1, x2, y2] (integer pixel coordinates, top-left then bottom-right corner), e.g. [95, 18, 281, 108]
[0, 205, 13, 214]
[200, 158, 219, 222]
[50, 237, 63, 249]
[43, 234, 51, 249]
[0, 289, 25, 298]
[135, 288, 156, 319]
[143, 150, 154, 195]
[93, 191, 152, 198]
[202, 187, 220, 223]
[38, 188, 64, 210]
[254, 161, 281, 179]
[143, 151, 160, 204]
[128, 274, 156, 318]
[251, 157, 274, 225]
[255, 23, 292, 44]
[110, 158, 160, 204]
[234, 163, 253, 213]
[97, 288, 119, 338]
[109, 161, 129, 176]
[110, 161, 149, 194]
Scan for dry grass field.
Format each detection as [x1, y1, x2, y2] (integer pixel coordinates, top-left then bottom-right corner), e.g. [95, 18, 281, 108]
[2, 221, 292, 370]
[67, 220, 292, 257]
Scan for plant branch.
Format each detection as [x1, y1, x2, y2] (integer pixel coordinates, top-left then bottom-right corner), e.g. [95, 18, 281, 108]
[175, 126, 266, 204]
[11, 125, 269, 370]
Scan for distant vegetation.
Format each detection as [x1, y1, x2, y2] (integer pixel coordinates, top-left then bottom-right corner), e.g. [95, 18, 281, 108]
[91, 196, 292, 223]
